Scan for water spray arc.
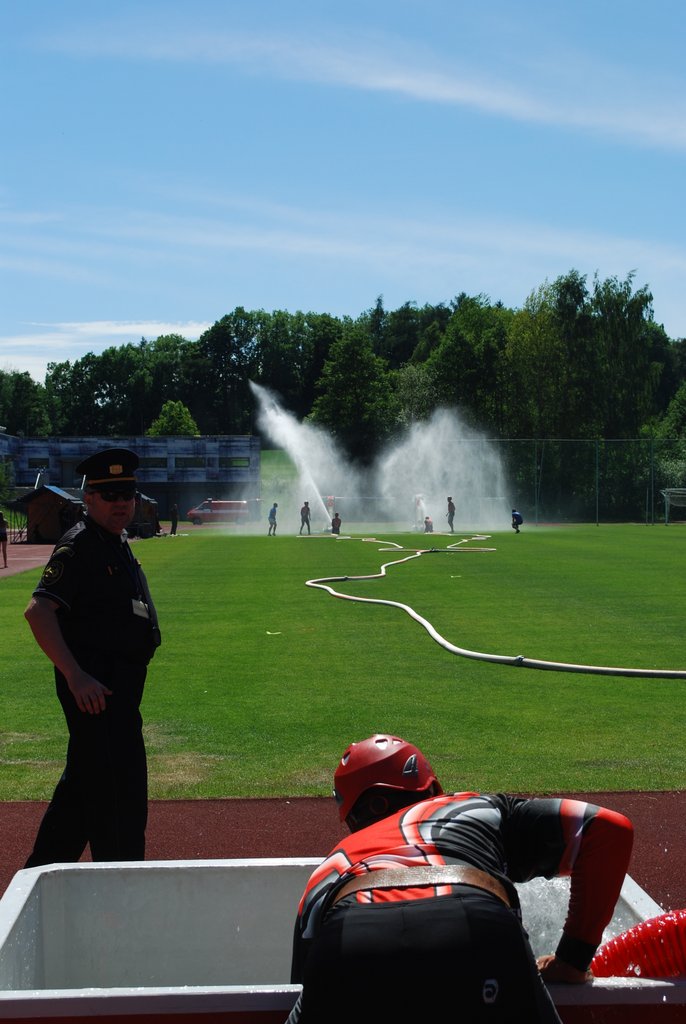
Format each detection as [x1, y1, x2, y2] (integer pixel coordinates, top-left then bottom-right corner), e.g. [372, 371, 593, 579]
[250, 383, 331, 529]
[306, 541, 686, 680]
[250, 382, 511, 532]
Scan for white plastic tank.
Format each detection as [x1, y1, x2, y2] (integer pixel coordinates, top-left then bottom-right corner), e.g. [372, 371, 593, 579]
[0, 859, 684, 1022]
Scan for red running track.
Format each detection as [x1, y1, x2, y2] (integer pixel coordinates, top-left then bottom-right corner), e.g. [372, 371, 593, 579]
[1, 792, 685, 911]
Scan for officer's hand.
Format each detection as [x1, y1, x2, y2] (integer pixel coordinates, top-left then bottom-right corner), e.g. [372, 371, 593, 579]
[537, 954, 591, 984]
[67, 670, 113, 715]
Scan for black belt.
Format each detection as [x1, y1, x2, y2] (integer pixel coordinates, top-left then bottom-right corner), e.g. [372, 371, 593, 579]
[332, 865, 511, 908]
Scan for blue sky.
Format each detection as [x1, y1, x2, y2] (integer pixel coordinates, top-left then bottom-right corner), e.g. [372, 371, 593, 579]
[2, 0, 686, 383]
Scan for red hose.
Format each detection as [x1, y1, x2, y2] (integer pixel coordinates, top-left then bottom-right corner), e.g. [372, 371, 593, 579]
[591, 909, 686, 977]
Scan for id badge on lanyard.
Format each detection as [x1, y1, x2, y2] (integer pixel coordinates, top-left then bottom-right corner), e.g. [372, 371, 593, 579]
[131, 598, 150, 619]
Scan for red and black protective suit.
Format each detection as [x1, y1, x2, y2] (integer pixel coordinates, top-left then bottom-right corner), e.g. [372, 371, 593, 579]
[287, 792, 633, 1023]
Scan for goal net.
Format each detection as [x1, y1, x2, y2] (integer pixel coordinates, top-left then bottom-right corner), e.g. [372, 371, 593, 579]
[661, 489, 686, 524]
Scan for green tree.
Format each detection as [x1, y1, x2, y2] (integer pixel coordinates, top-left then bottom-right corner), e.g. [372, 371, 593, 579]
[392, 362, 438, 426]
[366, 295, 387, 352]
[253, 310, 341, 421]
[196, 309, 261, 432]
[378, 301, 421, 368]
[504, 285, 565, 437]
[591, 273, 662, 437]
[446, 295, 512, 433]
[146, 400, 199, 436]
[503, 273, 599, 438]
[90, 344, 148, 434]
[45, 354, 105, 434]
[34, 283, 678, 445]
[253, 309, 303, 414]
[309, 322, 398, 461]
[424, 295, 510, 432]
[548, 270, 603, 437]
[648, 323, 680, 421]
[0, 370, 51, 435]
[655, 380, 686, 438]
[502, 271, 671, 440]
[297, 312, 341, 417]
[363, 298, 452, 369]
[138, 334, 192, 427]
[409, 304, 452, 363]
[0, 458, 13, 503]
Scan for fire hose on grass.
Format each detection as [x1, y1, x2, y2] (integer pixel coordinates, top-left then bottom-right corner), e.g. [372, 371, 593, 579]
[307, 539, 686, 978]
[305, 543, 686, 680]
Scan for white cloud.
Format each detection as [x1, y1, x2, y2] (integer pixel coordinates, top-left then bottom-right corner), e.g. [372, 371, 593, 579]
[6, 190, 686, 301]
[25, 319, 212, 339]
[97, 201, 686, 284]
[0, 321, 212, 381]
[37, 25, 686, 151]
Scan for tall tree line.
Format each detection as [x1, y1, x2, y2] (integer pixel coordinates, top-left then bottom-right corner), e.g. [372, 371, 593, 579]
[2, 271, 685, 459]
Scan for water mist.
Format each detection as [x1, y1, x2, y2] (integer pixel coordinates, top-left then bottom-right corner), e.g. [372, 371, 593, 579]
[251, 382, 510, 532]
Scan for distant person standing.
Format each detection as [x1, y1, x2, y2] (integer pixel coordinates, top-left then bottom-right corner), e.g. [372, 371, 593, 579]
[170, 504, 178, 536]
[446, 497, 455, 533]
[300, 502, 311, 535]
[331, 512, 341, 535]
[0, 511, 8, 568]
[512, 508, 523, 533]
[268, 502, 278, 536]
[424, 516, 433, 533]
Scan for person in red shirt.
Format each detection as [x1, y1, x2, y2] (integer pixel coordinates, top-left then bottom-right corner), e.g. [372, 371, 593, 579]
[287, 734, 633, 1023]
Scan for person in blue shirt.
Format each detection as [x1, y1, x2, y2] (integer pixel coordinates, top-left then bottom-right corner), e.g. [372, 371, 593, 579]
[268, 502, 278, 536]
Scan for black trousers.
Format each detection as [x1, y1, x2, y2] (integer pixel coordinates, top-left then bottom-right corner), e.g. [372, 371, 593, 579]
[25, 658, 148, 866]
[288, 889, 561, 1023]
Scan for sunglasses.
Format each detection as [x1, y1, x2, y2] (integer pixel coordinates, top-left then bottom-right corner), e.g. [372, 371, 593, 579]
[91, 488, 137, 502]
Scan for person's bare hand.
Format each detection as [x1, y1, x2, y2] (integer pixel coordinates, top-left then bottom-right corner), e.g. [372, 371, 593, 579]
[66, 669, 113, 714]
[537, 954, 591, 984]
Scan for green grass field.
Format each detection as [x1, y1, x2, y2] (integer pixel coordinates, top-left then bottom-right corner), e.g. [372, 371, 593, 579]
[2, 520, 685, 801]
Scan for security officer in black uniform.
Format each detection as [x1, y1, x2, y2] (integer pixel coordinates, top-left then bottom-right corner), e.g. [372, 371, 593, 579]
[24, 448, 161, 866]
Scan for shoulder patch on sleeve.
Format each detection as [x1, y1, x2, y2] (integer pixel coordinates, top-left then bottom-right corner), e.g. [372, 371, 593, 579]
[40, 561, 64, 587]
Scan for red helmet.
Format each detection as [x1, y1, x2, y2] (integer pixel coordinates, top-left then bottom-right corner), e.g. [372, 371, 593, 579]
[333, 734, 442, 822]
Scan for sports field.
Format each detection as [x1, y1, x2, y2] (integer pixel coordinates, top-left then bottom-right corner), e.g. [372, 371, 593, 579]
[2, 521, 685, 802]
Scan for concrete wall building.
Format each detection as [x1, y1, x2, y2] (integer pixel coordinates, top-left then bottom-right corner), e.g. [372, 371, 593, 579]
[0, 433, 261, 521]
